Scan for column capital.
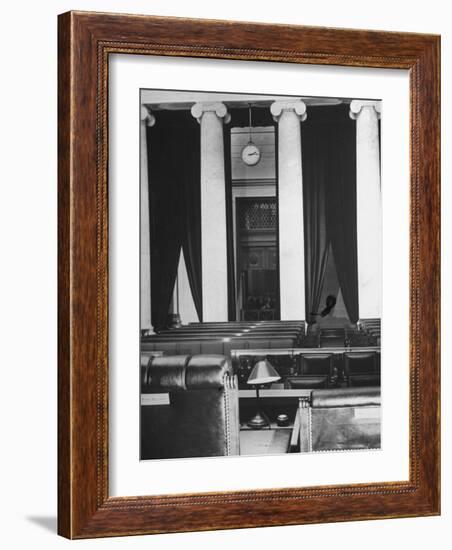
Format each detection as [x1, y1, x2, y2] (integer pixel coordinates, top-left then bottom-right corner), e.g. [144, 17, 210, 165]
[141, 105, 156, 127]
[191, 102, 231, 124]
[349, 100, 381, 120]
[270, 100, 307, 122]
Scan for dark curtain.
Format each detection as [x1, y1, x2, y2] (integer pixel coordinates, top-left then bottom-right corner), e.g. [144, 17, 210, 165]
[323, 107, 359, 323]
[147, 111, 202, 330]
[223, 124, 236, 320]
[301, 105, 359, 323]
[301, 119, 330, 325]
[180, 120, 203, 323]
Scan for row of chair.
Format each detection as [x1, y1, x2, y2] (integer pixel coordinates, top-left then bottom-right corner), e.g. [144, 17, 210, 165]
[141, 337, 298, 357]
[235, 351, 380, 388]
[300, 326, 379, 348]
[286, 351, 380, 388]
[141, 321, 380, 362]
[147, 321, 305, 340]
[142, 320, 306, 356]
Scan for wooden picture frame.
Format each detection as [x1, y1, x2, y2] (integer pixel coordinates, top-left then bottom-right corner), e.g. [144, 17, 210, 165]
[58, 10, 440, 539]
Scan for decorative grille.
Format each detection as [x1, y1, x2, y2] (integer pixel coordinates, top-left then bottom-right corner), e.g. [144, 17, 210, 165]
[238, 199, 277, 231]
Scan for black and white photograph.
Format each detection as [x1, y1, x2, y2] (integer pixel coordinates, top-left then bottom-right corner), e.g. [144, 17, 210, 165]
[139, 89, 382, 460]
[1, 0, 445, 545]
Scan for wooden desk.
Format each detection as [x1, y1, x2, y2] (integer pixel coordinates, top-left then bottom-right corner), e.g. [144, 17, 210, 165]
[240, 423, 293, 456]
[239, 388, 311, 399]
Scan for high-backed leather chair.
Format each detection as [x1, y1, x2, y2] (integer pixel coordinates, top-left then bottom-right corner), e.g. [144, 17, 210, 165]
[295, 387, 381, 452]
[299, 332, 321, 348]
[285, 353, 334, 389]
[319, 328, 346, 348]
[141, 354, 240, 459]
[346, 332, 373, 347]
[344, 352, 380, 387]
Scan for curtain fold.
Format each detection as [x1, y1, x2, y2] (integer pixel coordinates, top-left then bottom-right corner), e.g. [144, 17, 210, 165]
[301, 120, 330, 325]
[147, 111, 202, 330]
[301, 105, 359, 324]
[324, 109, 359, 323]
[147, 120, 182, 331]
[223, 123, 236, 321]
[180, 120, 203, 323]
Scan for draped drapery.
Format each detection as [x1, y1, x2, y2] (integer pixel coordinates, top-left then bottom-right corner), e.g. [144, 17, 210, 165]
[301, 119, 330, 325]
[324, 112, 359, 323]
[147, 111, 202, 330]
[301, 105, 359, 324]
[180, 121, 203, 324]
[147, 118, 181, 331]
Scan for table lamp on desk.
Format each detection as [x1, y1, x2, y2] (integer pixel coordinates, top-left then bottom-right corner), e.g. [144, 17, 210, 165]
[246, 359, 281, 429]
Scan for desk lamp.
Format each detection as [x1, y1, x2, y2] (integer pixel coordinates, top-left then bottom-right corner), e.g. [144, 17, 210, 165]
[246, 359, 280, 429]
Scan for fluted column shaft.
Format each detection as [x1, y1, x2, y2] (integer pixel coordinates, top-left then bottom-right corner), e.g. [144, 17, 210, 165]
[191, 102, 230, 321]
[350, 100, 382, 319]
[140, 106, 155, 334]
[271, 100, 307, 321]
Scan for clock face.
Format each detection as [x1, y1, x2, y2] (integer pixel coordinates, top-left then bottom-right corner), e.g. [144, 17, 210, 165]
[241, 143, 261, 166]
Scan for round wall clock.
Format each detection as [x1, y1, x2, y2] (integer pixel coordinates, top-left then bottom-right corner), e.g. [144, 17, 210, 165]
[241, 142, 261, 166]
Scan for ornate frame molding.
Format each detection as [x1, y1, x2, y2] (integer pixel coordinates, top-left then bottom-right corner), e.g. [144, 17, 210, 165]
[58, 11, 440, 538]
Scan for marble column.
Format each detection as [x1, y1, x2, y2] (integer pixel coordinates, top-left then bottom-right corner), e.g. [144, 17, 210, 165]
[350, 100, 382, 319]
[270, 100, 307, 321]
[140, 106, 155, 335]
[191, 102, 231, 321]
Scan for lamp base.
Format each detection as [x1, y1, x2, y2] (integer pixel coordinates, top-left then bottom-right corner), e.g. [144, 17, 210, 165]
[247, 410, 271, 430]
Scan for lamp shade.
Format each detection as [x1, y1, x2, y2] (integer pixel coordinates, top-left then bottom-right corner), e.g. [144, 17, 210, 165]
[247, 359, 280, 385]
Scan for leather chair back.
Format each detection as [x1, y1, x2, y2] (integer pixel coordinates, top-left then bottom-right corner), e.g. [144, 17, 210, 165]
[284, 354, 334, 389]
[141, 354, 239, 459]
[297, 387, 381, 452]
[344, 352, 380, 387]
[300, 353, 334, 376]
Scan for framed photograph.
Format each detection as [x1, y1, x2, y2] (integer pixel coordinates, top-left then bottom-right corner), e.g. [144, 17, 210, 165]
[58, 11, 440, 538]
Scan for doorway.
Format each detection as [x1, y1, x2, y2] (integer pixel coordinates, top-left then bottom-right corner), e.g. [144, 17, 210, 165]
[236, 197, 279, 320]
